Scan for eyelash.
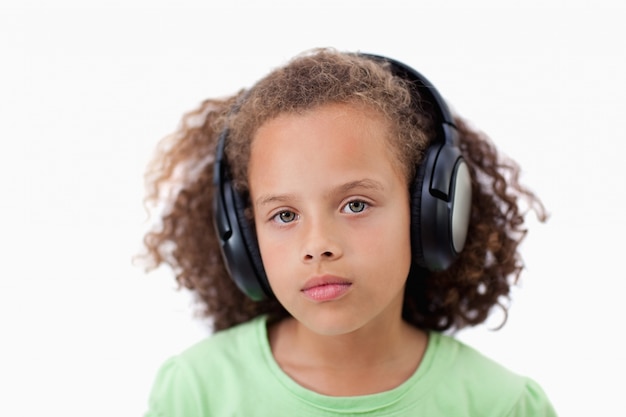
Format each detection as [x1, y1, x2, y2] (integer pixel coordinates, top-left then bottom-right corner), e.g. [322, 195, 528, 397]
[270, 200, 370, 224]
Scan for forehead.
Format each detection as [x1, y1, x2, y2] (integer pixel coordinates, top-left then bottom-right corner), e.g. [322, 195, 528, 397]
[254, 102, 389, 148]
[247, 103, 407, 191]
[251, 102, 397, 157]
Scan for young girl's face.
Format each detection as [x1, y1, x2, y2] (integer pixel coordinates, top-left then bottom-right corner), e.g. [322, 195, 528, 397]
[248, 103, 413, 336]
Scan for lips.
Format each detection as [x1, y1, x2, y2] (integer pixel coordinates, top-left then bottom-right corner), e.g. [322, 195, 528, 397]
[301, 275, 352, 302]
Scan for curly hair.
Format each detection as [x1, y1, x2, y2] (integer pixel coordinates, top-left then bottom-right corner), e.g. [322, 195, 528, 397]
[139, 48, 547, 332]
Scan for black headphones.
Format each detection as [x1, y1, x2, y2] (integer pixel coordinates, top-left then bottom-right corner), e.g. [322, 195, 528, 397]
[213, 53, 472, 301]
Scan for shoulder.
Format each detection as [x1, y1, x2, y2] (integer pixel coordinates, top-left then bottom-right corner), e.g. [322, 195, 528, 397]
[426, 332, 557, 416]
[431, 332, 520, 381]
[143, 316, 268, 417]
[178, 315, 264, 362]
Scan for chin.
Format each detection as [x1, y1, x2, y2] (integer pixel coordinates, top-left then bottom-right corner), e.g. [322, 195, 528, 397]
[293, 308, 379, 337]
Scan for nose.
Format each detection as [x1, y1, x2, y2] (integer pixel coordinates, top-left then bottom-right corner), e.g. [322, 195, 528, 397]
[301, 217, 343, 263]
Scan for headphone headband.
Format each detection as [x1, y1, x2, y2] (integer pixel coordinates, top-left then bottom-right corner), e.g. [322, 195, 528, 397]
[359, 53, 457, 144]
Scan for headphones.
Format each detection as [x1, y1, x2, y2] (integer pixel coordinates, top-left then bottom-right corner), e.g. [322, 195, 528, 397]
[213, 53, 473, 301]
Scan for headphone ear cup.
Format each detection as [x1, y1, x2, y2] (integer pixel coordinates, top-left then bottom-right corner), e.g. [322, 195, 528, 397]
[411, 142, 472, 271]
[213, 170, 272, 301]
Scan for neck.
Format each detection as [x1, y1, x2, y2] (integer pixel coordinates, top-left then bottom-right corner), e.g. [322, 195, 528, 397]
[268, 314, 428, 396]
[289, 316, 410, 366]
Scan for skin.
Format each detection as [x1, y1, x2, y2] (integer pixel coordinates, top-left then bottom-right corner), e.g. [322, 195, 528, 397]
[248, 103, 428, 396]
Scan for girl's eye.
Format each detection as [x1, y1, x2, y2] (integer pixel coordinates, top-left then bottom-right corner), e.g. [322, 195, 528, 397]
[274, 210, 297, 223]
[344, 200, 368, 213]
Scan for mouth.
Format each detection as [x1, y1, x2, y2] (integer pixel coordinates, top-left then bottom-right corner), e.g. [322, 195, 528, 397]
[301, 275, 352, 302]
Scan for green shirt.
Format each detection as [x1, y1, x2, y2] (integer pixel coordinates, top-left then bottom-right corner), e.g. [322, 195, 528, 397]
[144, 316, 557, 416]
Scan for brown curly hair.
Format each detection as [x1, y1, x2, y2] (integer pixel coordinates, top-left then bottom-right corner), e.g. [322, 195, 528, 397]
[139, 48, 547, 332]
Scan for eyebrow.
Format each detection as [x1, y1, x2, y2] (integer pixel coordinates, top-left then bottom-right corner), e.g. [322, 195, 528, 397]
[334, 179, 385, 196]
[254, 179, 385, 208]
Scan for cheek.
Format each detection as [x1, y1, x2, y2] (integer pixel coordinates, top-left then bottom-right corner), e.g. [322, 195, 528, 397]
[255, 230, 293, 281]
[370, 226, 412, 264]
[359, 209, 412, 269]
[258, 240, 280, 271]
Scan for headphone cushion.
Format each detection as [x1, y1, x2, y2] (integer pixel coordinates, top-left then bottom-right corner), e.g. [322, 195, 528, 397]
[231, 188, 271, 295]
[410, 162, 428, 269]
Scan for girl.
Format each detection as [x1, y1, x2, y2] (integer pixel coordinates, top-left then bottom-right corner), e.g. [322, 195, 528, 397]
[140, 48, 556, 416]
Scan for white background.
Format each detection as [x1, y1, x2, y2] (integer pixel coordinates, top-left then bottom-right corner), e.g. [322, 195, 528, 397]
[1, 1, 625, 416]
